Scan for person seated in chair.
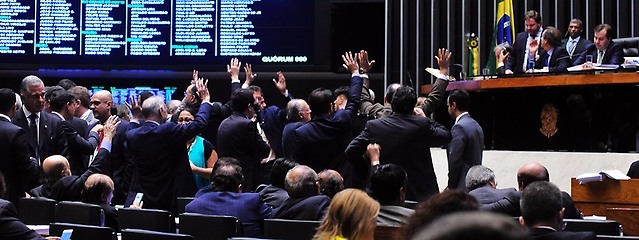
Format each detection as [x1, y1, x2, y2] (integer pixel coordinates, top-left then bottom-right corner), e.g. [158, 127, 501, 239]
[272, 165, 331, 221]
[465, 165, 518, 216]
[370, 163, 415, 226]
[256, 158, 298, 208]
[185, 163, 272, 237]
[81, 173, 118, 231]
[0, 171, 45, 239]
[318, 169, 344, 199]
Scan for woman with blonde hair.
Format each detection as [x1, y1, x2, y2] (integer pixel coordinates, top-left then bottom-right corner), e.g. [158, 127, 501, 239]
[314, 189, 380, 240]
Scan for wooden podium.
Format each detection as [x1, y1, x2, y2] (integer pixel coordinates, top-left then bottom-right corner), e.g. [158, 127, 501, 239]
[572, 178, 639, 235]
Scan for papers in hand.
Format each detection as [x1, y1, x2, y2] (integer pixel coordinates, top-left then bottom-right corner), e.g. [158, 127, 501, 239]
[425, 68, 452, 81]
[576, 169, 630, 184]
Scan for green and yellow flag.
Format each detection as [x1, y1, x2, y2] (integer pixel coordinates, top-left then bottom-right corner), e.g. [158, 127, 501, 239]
[487, 0, 515, 74]
[467, 33, 479, 77]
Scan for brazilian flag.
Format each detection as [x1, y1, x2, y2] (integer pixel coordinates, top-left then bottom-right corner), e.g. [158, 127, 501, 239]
[487, 0, 515, 74]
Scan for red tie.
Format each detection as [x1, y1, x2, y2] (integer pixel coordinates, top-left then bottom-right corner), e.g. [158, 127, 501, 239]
[96, 131, 104, 150]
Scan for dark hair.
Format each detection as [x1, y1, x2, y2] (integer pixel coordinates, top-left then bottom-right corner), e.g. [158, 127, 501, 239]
[517, 167, 549, 189]
[138, 91, 154, 106]
[270, 158, 298, 188]
[521, 181, 563, 226]
[68, 86, 91, 108]
[594, 23, 614, 39]
[49, 89, 77, 113]
[403, 190, 479, 239]
[569, 19, 583, 29]
[212, 157, 241, 175]
[0, 88, 16, 113]
[391, 86, 417, 115]
[230, 88, 255, 113]
[45, 86, 65, 103]
[57, 79, 76, 90]
[371, 164, 408, 205]
[248, 85, 262, 93]
[525, 10, 541, 24]
[542, 26, 563, 47]
[212, 164, 244, 192]
[318, 170, 344, 199]
[447, 89, 470, 112]
[308, 88, 334, 117]
[333, 86, 349, 97]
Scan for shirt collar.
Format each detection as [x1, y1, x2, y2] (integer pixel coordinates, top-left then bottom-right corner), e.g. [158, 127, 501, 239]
[51, 111, 65, 121]
[22, 106, 39, 118]
[146, 120, 161, 126]
[455, 112, 469, 125]
[0, 114, 10, 121]
[569, 36, 580, 42]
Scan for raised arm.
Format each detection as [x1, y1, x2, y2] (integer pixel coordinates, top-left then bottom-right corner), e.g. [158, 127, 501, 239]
[419, 48, 451, 116]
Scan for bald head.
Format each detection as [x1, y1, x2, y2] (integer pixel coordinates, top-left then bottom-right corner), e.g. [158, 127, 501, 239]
[42, 155, 71, 183]
[318, 169, 344, 199]
[285, 165, 319, 198]
[517, 162, 550, 191]
[82, 173, 114, 204]
[90, 90, 113, 123]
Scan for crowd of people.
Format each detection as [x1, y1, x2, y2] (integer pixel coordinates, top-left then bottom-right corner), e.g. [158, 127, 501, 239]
[0, 11, 610, 239]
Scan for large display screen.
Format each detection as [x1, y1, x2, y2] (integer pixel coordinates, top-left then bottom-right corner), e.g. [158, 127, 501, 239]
[0, 0, 326, 71]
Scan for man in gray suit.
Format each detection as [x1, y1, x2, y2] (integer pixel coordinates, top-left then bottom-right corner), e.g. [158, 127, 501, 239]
[446, 89, 484, 190]
[466, 165, 518, 216]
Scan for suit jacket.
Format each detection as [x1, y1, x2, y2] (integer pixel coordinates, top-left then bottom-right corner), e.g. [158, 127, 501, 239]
[561, 37, 593, 65]
[506, 31, 537, 74]
[290, 76, 363, 186]
[281, 121, 304, 159]
[360, 78, 448, 119]
[469, 186, 517, 205]
[0, 118, 38, 204]
[12, 109, 68, 164]
[272, 195, 331, 221]
[534, 47, 570, 72]
[574, 41, 625, 65]
[346, 113, 451, 201]
[528, 227, 596, 240]
[482, 190, 582, 219]
[89, 118, 133, 205]
[0, 199, 44, 239]
[216, 113, 270, 192]
[185, 189, 272, 237]
[259, 93, 292, 158]
[447, 114, 484, 190]
[29, 148, 111, 201]
[256, 184, 289, 208]
[64, 117, 99, 175]
[627, 160, 639, 178]
[125, 103, 212, 212]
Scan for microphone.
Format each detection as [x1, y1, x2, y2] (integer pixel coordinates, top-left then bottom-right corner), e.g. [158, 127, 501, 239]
[406, 71, 414, 87]
[557, 44, 595, 61]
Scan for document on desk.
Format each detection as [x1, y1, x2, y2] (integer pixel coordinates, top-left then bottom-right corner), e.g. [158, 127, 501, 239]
[576, 169, 630, 184]
[425, 68, 448, 80]
[568, 64, 620, 71]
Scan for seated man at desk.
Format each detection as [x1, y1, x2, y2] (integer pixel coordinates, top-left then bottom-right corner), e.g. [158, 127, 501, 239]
[574, 23, 624, 66]
[528, 27, 570, 72]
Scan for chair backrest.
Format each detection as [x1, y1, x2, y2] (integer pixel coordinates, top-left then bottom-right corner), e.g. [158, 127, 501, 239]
[176, 197, 195, 214]
[597, 235, 639, 240]
[613, 37, 639, 57]
[121, 229, 195, 240]
[179, 213, 243, 240]
[54, 201, 104, 226]
[374, 225, 402, 240]
[118, 208, 174, 232]
[263, 219, 321, 240]
[563, 219, 622, 236]
[18, 197, 57, 225]
[49, 222, 114, 240]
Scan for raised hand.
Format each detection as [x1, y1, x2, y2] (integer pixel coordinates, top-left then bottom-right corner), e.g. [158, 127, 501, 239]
[125, 95, 142, 119]
[342, 51, 359, 74]
[366, 143, 381, 163]
[191, 70, 199, 85]
[195, 77, 210, 102]
[273, 71, 287, 94]
[435, 48, 452, 76]
[358, 50, 375, 73]
[103, 115, 121, 140]
[227, 58, 241, 80]
[244, 63, 256, 86]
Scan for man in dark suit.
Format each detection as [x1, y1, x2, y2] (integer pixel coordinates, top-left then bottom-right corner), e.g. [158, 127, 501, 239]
[12, 75, 68, 187]
[90, 90, 133, 205]
[574, 23, 625, 66]
[0, 172, 44, 239]
[346, 85, 451, 201]
[465, 165, 518, 216]
[369, 162, 415, 226]
[505, 10, 543, 74]
[0, 88, 38, 204]
[522, 181, 596, 240]
[529, 27, 570, 72]
[185, 163, 272, 237]
[272, 165, 330, 221]
[446, 89, 484, 190]
[562, 19, 593, 66]
[281, 99, 311, 159]
[125, 79, 212, 213]
[48, 87, 99, 176]
[29, 116, 118, 201]
[289, 52, 363, 187]
[256, 157, 298, 208]
[216, 88, 270, 192]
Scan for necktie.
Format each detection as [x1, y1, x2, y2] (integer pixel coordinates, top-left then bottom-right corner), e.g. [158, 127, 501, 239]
[546, 54, 551, 67]
[28, 114, 39, 162]
[597, 50, 604, 64]
[568, 40, 577, 55]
